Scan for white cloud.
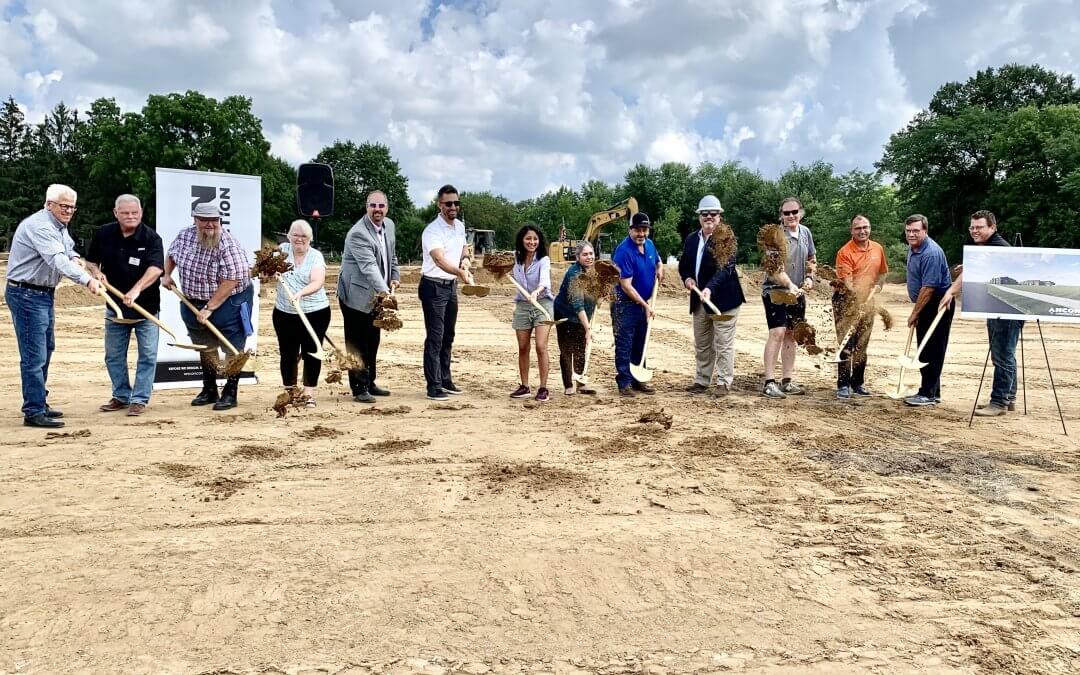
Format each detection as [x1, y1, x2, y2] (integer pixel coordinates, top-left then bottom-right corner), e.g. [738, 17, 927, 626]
[0, 0, 1076, 202]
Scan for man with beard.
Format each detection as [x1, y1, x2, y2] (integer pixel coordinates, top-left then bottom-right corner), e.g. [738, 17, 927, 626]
[611, 212, 663, 397]
[338, 190, 400, 403]
[85, 194, 164, 416]
[162, 202, 253, 411]
[6, 184, 101, 428]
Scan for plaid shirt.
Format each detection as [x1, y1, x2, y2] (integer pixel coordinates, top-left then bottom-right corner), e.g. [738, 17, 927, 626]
[168, 226, 251, 300]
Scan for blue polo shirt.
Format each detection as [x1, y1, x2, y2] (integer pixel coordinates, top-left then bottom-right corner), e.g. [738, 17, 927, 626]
[906, 235, 951, 302]
[612, 235, 660, 304]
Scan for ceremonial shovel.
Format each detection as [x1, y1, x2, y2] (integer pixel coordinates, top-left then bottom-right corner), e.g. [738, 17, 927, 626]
[95, 284, 140, 325]
[896, 306, 947, 370]
[167, 285, 252, 374]
[461, 271, 490, 297]
[506, 277, 566, 326]
[768, 288, 800, 305]
[887, 326, 918, 400]
[100, 278, 207, 351]
[690, 285, 734, 322]
[572, 312, 601, 386]
[278, 283, 327, 361]
[629, 281, 659, 383]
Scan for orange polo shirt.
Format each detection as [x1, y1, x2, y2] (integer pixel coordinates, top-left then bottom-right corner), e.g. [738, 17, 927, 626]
[835, 239, 888, 298]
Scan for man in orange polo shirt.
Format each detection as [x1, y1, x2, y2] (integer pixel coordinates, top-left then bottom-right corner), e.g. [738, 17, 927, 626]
[833, 214, 889, 399]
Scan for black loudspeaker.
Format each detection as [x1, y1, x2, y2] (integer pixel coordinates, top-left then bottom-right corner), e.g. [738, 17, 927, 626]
[297, 163, 334, 218]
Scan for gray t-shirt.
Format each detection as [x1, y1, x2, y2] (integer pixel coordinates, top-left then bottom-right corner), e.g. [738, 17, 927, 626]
[762, 224, 816, 291]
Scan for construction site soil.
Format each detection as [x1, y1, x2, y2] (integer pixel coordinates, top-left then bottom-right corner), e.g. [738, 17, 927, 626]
[2, 263, 1079, 673]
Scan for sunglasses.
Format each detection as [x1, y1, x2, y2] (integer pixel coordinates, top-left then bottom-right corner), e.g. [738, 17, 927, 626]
[368, 202, 387, 209]
[440, 200, 461, 207]
[781, 209, 800, 216]
[700, 211, 721, 218]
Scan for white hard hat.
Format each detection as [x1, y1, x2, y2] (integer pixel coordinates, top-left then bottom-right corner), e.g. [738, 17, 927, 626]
[696, 195, 724, 213]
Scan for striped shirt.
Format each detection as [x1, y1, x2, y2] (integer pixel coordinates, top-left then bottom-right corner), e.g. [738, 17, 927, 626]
[512, 255, 553, 302]
[167, 226, 251, 301]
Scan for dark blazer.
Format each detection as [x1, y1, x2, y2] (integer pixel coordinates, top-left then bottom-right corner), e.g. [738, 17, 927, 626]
[678, 229, 745, 314]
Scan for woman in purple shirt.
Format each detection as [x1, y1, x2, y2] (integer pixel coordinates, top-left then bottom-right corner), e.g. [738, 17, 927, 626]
[508, 224, 554, 402]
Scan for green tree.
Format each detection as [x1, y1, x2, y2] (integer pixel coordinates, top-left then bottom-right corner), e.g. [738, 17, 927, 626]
[312, 140, 414, 252]
[0, 97, 35, 245]
[260, 156, 297, 240]
[989, 104, 1080, 248]
[459, 191, 518, 248]
[651, 205, 683, 260]
[879, 63, 1080, 257]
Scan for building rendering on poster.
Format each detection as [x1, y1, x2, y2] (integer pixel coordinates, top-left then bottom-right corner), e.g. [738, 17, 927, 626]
[153, 168, 262, 389]
[960, 245, 1080, 323]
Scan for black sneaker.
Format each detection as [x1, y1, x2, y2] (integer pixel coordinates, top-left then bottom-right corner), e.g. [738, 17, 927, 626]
[851, 385, 872, 397]
[369, 384, 391, 396]
[442, 382, 464, 395]
[427, 389, 450, 401]
[353, 391, 376, 403]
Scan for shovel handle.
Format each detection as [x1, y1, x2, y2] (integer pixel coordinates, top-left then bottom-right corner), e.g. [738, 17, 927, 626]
[507, 276, 556, 322]
[167, 285, 241, 356]
[279, 283, 325, 352]
[910, 307, 947, 362]
[892, 325, 917, 397]
[95, 283, 126, 319]
[690, 284, 725, 316]
[633, 279, 660, 368]
[100, 278, 177, 339]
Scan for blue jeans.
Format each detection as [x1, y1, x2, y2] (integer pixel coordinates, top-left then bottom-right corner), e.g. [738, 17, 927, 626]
[987, 318, 1022, 406]
[612, 302, 647, 389]
[179, 285, 253, 355]
[104, 309, 160, 405]
[5, 284, 56, 418]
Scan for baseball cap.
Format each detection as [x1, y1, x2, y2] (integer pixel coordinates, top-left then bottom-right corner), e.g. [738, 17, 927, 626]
[630, 212, 651, 229]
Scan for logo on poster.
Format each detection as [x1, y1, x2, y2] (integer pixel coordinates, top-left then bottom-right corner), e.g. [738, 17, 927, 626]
[191, 185, 232, 228]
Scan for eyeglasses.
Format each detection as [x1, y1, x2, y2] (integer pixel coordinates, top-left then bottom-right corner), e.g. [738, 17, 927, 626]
[440, 200, 461, 207]
[781, 209, 799, 216]
[368, 203, 386, 209]
[50, 202, 77, 213]
[904, 229, 923, 235]
[969, 224, 988, 231]
[700, 211, 721, 218]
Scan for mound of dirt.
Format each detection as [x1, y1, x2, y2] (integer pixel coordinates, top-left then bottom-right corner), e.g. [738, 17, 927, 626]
[357, 405, 412, 416]
[766, 422, 802, 435]
[54, 284, 100, 308]
[638, 408, 673, 430]
[45, 429, 91, 440]
[231, 444, 286, 460]
[194, 476, 249, 499]
[363, 437, 429, 452]
[156, 462, 200, 479]
[478, 461, 587, 492]
[679, 433, 757, 457]
[297, 424, 343, 439]
[574, 434, 645, 457]
[430, 402, 475, 411]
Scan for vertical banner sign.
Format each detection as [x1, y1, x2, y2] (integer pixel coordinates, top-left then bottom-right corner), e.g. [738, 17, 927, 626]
[153, 168, 261, 389]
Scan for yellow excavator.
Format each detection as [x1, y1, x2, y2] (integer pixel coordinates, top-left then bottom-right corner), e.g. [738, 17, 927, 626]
[548, 197, 639, 261]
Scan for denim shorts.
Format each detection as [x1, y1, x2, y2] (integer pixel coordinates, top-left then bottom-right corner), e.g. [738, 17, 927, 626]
[512, 298, 555, 330]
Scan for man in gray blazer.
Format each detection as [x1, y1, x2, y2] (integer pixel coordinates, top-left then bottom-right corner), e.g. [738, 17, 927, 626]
[338, 190, 400, 402]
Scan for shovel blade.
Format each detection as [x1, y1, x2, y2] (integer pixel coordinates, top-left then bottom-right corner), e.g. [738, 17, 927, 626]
[306, 349, 327, 361]
[107, 317, 142, 324]
[896, 356, 927, 369]
[572, 372, 589, 384]
[710, 314, 734, 322]
[629, 363, 653, 383]
[885, 387, 918, 400]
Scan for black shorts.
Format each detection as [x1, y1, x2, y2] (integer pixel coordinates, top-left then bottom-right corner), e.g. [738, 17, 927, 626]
[762, 291, 806, 330]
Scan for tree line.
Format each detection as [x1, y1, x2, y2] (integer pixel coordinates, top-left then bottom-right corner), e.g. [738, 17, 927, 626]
[1, 64, 1078, 270]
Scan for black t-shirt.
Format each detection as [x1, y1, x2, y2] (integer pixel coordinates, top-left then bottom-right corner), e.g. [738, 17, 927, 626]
[983, 232, 1009, 247]
[86, 222, 165, 318]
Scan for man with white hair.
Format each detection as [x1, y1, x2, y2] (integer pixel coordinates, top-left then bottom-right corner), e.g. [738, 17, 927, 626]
[5, 184, 101, 428]
[162, 201, 253, 411]
[679, 194, 745, 397]
[338, 190, 400, 403]
[85, 195, 164, 417]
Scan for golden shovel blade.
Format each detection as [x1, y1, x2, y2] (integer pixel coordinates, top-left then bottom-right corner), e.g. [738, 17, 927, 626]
[461, 284, 490, 297]
[768, 289, 800, 305]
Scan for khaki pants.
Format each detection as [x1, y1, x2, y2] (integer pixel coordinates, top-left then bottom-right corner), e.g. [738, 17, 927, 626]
[692, 304, 740, 386]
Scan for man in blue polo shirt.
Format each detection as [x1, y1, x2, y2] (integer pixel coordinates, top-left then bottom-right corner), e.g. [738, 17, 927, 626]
[611, 212, 663, 396]
[903, 214, 953, 406]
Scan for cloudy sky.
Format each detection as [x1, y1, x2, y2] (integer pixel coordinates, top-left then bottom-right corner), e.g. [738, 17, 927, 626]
[2, 0, 1077, 203]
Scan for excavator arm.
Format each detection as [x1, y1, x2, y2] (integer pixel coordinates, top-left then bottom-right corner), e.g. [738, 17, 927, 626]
[584, 197, 639, 243]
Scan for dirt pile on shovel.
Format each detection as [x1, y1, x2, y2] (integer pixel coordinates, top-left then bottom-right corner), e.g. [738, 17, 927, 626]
[373, 292, 403, 331]
[482, 251, 516, 280]
[757, 224, 787, 275]
[708, 223, 738, 266]
[570, 260, 621, 301]
[250, 244, 292, 279]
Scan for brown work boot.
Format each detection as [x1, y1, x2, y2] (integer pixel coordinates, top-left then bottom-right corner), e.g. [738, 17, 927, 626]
[127, 403, 146, 416]
[632, 381, 656, 394]
[711, 383, 730, 398]
[99, 398, 128, 412]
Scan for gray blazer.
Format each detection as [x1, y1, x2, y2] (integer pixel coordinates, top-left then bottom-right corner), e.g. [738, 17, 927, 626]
[338, 215, 400, 313]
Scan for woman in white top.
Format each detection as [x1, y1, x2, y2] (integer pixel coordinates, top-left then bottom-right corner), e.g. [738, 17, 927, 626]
[508, 224, 554, 402]
[272, 220, 331, 406]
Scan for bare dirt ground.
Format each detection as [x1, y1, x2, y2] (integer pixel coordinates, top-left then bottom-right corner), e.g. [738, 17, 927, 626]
[2, 263, 1079, 674]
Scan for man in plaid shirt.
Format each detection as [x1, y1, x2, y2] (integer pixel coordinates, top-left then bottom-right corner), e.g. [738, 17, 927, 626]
[163, 202, 253, 410]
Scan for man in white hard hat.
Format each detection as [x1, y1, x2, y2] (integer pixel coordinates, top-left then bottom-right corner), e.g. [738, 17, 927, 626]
[679, 195, 745, 397]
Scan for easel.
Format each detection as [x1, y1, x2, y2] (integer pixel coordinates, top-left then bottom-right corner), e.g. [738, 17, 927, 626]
[967, 233, 1067, 434]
